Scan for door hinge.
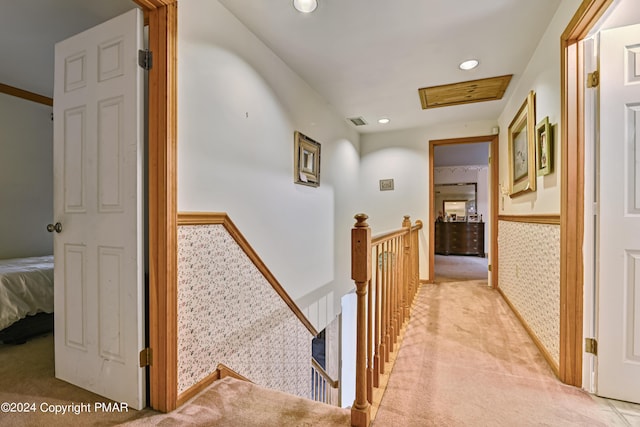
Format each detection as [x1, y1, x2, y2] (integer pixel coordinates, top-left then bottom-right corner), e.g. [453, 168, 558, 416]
[488, 264, 492, 272]
[587, 70, 599, 88]
[585, 338, 598, 355]
[139, 347, 152, 367]
[138, 49, 153, 70]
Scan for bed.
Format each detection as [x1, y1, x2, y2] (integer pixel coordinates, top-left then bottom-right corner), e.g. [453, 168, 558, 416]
[0, 255, 54, 344]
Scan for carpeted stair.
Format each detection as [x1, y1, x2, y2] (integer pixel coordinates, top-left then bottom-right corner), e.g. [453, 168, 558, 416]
[121, 377, 351, 426]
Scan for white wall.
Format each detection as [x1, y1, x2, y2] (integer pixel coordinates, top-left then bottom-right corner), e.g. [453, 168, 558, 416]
[177, 0, 361, 330]
[494, 0, 584, 380]
[597, 0, 640, 32]
[497, 0, 582, 215]
[359, 120, 496, 277]
[340, 292, 356, 408]
[0, 93, 53, 258]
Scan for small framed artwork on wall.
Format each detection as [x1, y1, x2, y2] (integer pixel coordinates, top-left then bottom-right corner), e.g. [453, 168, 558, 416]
[536, 116, 552, 176]
[379, 179, 394, 191]
[294, 131, 321, 187]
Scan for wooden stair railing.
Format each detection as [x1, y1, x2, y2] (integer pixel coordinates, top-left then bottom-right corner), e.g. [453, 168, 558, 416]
[350, 214, 423, 427]
[311, 358, 340, 406]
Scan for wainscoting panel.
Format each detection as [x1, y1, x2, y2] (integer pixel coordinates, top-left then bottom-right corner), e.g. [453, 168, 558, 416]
[177, 224, 312, 396]
[498, 220, 560, 367]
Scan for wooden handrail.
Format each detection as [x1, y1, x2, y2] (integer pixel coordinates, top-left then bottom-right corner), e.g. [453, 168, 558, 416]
[311, 358, 339, 389]
[351, 214, 422, 427]
[371, 228, 407, 245]
[311, 358, 340, 406]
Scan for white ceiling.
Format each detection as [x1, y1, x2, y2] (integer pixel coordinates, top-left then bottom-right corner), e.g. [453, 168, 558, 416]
[1, 0, 562, 134]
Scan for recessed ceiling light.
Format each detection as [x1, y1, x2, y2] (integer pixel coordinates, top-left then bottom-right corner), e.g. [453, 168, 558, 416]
[293, 0, 318, 13]
[459, 59, 479, 70]
[378, 118, 390, 124]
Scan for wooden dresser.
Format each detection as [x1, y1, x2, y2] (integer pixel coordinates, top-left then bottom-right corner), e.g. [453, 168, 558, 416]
[434, 222, 485, 257]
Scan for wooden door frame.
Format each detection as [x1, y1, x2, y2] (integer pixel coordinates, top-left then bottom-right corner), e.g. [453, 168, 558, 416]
[428, 135, 499, 286]
[130, 0, 178, 412]
[559, 0, 613, 387]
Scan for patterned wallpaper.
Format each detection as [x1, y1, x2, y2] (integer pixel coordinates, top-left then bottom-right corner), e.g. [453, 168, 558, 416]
[177, 224, 312, 397]
[498, 220, 560, 366]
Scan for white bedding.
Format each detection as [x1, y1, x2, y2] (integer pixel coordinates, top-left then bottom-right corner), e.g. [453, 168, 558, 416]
[0, 255, 54, 331]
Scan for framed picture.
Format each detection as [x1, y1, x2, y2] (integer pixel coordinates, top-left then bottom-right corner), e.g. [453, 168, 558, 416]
[508, 90, 536, 197]
[379, 179, 394, 191]
[294, 131, 321, 187]
[536, 116, 552, 176]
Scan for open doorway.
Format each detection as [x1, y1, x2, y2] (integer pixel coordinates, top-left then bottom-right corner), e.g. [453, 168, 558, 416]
[3, 0, 162, 414]
[428, 135, 499, 286]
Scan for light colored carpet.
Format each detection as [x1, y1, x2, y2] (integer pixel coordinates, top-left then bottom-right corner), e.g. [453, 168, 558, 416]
[434, 254, 488, 282]
[0, 334, 152, 426]
[0, 282, 623, 426]
[372, 281, 618, 426]
[120, 376, 350, 426]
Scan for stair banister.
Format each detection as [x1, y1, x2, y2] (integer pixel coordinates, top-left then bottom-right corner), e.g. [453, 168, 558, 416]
[351, 214, 423, 427]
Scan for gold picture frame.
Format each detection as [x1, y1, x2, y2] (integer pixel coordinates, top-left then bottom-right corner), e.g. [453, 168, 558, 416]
[379, 179, 394, 191]
[536, 116, 552, 176]
[508, 90, 536, 197]
[294, 131, 321, 187]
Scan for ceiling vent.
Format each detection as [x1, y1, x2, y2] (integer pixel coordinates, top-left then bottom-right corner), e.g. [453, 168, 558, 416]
[347, 116, 368, 126]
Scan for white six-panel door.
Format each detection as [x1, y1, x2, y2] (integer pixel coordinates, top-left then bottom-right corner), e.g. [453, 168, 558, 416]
[598, 23, 640, 404]
[53, 8, 145, 409]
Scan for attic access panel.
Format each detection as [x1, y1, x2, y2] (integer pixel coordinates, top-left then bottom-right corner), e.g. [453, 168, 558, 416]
[419, 75, 512, 109]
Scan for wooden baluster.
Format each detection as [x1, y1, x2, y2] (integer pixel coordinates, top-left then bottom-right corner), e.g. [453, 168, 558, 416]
[397, 237, 403, 336]
[393, 236, 400, 345]
[351, 214, 371, 427]
[415, 220, 422, 300]
[382, 240, 390, 364]
[387, 239, 395, 352]
[402, 216, 411, 323]
[411, 219, 416, 306]
[395, 233, 403, 326]
[373, 243, 382, 384]
[367, 276, 373, 404]
[391, 237, 397, 341]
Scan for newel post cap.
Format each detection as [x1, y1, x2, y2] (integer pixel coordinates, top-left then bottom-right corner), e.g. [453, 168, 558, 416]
[354, 213, 369, 228]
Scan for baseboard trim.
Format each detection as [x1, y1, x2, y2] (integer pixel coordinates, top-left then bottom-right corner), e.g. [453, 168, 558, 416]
[176, 370, 220, 407]
[176, 363, 251, 407]
[497, 288, 560, 378]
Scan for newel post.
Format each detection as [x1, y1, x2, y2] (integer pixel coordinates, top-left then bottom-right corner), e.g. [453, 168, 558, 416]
[351, 214, 371, 427]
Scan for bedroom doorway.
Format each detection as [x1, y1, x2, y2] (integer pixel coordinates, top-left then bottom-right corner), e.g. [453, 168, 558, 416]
[428, 135, 499, 287]
[1, 0, 177, 413]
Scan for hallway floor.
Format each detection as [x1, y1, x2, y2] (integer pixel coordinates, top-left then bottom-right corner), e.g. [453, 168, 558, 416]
[372, 255, 640, 426]
[434, 254, 488, 282]
[1, 254, 639, 425]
